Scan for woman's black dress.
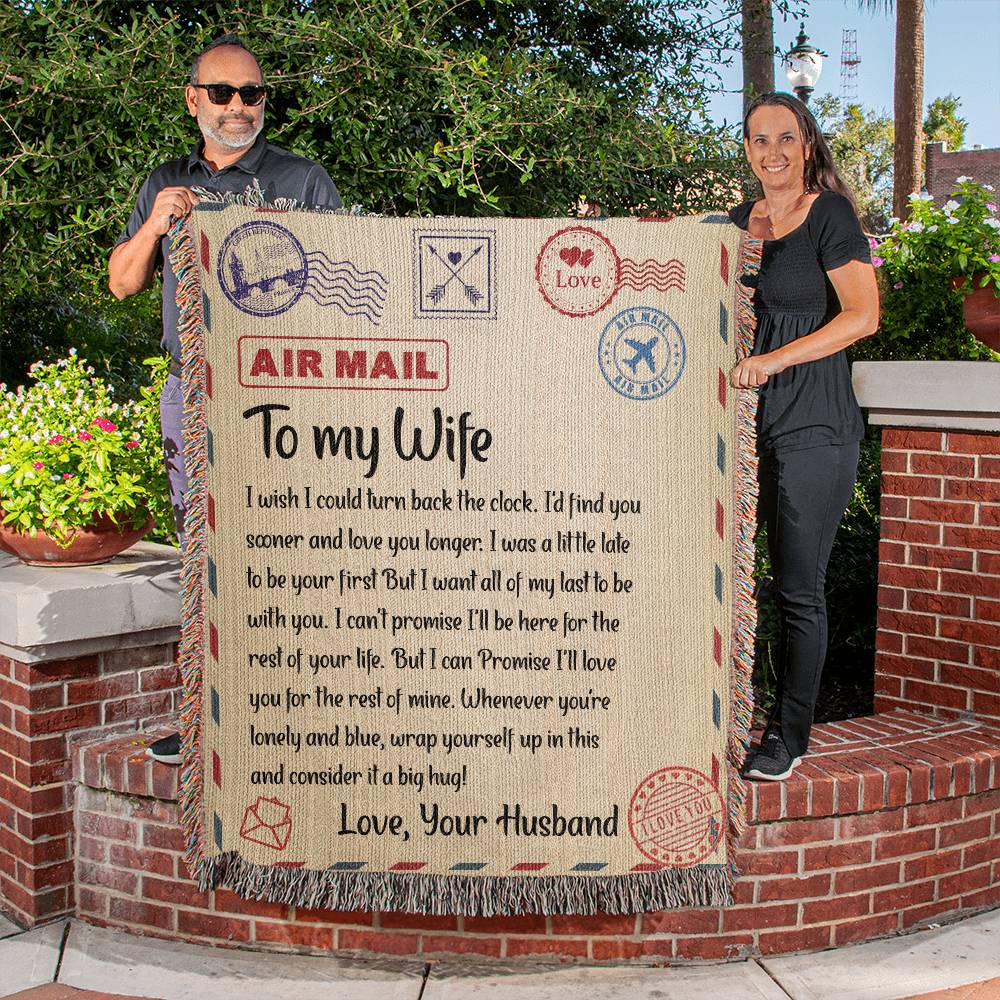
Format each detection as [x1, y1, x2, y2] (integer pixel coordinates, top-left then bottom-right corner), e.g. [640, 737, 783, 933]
[728, 190, 872, 758]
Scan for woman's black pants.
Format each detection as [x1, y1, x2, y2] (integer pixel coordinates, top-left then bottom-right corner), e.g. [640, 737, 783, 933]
[757, 441, 860, 758]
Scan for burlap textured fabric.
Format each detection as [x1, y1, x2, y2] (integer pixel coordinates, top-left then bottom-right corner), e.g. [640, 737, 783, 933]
[170, 204, 756, 915]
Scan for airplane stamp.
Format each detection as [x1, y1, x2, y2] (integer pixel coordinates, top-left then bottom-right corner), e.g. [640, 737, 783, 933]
[217, 220, 388, 323]
[597, 306, 686, 401]
[413, 230, 496, 319]
[627, 766, 724, 868]
[535, 225, 686, 318]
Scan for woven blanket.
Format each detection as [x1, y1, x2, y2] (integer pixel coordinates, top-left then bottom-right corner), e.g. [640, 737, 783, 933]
[170, 205, 757, 915]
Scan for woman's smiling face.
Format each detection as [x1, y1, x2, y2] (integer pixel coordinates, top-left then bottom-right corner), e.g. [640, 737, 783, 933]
[744, 104, 810, 191]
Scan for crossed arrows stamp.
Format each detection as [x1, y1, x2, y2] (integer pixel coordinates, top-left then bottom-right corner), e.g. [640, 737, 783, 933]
[413, 230, 496, 319]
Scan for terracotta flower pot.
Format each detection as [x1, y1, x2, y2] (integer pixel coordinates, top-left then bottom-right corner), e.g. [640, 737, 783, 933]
[0, 511, 154, 567]
[952, 274, 1000, 352]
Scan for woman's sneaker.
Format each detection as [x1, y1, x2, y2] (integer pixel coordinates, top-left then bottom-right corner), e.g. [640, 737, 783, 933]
[744, 729, 800, 781]
[146, 732, 181, 765]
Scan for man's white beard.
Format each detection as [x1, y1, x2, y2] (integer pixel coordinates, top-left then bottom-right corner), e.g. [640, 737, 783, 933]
[200, 112, 264, 151]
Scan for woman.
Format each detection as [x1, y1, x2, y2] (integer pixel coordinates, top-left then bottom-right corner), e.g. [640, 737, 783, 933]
[729, 93, 879, 781]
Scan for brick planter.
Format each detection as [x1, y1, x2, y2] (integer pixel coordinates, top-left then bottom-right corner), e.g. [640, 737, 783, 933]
[874, 428, 1000, 721]
[0, 544, 181, 926]
[73, 713, 1000, 962]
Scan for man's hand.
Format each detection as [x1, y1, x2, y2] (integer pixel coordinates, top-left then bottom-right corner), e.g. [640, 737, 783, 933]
[145, 186, 199, 237]
[109, 185, 198, 300]
[730, 353, 785, 388]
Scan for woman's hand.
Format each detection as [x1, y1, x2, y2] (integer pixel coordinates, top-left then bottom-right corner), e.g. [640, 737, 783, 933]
[730, 352, 785, 388]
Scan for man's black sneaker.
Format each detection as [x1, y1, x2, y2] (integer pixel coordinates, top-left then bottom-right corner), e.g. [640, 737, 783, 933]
[146, 732, 181, 765]
[744, 730, 800, 781]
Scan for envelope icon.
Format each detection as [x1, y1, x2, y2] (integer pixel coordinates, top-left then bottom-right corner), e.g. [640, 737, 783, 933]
[239, 796, 292, 850]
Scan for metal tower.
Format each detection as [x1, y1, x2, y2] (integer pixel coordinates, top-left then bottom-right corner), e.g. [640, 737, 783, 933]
[840, 29, 860, 106]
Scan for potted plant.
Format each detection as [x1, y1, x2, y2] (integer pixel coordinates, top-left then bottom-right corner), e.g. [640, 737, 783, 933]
[873, 179, 1000, 352]
[0, 352, 170, 565]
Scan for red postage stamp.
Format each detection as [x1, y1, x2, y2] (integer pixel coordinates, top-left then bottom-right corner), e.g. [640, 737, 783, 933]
[627, 767, 723, 867]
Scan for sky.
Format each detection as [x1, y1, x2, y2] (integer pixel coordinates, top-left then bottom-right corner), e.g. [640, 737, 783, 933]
[706, 0, 1000, 148]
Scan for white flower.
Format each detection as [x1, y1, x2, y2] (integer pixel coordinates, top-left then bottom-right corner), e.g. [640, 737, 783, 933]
[0, 464, 9, 474]
[985, 219, 1000, 230]
[889, 217, 900, 225]
[927, 225, 938, 232]
[943, 200, 960, 213]
[986, 185, 995, 192]
[909, 222, 925, 233]
[945, 216, 958, 224]
[956, 176, 971, 183]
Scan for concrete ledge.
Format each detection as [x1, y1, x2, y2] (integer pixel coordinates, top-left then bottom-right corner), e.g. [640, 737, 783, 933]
[852, 361, 1000, 432]
[0, 543, 180, 663]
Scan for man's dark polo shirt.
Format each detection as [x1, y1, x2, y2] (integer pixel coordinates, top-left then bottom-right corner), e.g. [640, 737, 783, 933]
[117, 134, 342, 361]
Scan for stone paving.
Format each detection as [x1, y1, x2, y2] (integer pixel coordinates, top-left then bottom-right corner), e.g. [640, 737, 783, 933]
[0, 912, 997, 1000]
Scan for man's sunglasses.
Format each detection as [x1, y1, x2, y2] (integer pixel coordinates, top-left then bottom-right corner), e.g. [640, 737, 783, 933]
[193, 83, 267, 106]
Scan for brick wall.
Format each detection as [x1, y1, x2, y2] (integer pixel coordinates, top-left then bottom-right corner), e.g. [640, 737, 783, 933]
[0, 643, 181, 926]
[73, 713, 1000, 962]
[926, 142, 1000, 205]
[876, 429, 1000, 721]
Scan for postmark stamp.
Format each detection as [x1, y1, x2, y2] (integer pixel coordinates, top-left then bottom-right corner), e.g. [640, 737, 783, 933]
[217, 220, 387, 323]
[536, 225, 686, 317]
[628, 767, 723, 867]
[413, 230, 496, 319]
[535, 226, 621, 317]
[597, 306, 685, 400]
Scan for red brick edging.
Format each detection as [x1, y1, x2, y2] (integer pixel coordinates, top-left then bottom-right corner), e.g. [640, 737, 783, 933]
[0, 644, 181, 926]
[72, 710, 1000, 962]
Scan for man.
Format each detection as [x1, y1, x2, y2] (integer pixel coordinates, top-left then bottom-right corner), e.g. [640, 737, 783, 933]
[110, 35, 341, 765]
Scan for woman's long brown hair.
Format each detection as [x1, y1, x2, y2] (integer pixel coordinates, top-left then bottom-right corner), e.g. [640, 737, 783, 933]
[743, 92, 858, 210]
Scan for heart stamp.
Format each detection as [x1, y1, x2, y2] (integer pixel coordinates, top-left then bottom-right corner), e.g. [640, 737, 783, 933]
[536, 227, 620, 317]
[559, 246, 597, 268]
[536, 225, 686, 318]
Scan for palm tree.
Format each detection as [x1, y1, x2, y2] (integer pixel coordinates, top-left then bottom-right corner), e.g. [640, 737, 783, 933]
[860, 0, 925, 219]
[742, 0, 775, 115]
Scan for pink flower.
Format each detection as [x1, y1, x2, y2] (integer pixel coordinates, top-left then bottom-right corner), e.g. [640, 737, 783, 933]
[991, 254, 1000, 263]
[124, 439, 139, 449]
[62, 472, 73, 480]
[988, 203, 997, 212]
[77, 431, 93, 441]
[871, 256, 884, 268]
[32, 461, 44, 471]
[868, 237, 879, 249]
[47, 434, 64, 444]
[894, 281, 904, 289]
[92, 418, 117, 433]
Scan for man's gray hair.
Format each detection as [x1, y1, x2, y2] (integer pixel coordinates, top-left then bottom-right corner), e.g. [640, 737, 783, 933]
[189, 34, 265, 85]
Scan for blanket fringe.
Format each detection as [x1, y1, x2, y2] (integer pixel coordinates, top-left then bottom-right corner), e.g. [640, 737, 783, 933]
[168, 214, 211, 880]
[725, 234, 763, 865]
[193, 852, 731, 916]
[192, 177, 364, 214]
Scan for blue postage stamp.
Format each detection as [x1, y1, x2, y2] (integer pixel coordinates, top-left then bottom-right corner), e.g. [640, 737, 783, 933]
[217, 220, 387, 323]
[413, 230, 496, 319]
[597, 306, 686, 400]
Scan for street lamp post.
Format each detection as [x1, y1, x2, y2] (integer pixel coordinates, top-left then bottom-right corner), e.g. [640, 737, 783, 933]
[782, 24, 827, 105]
